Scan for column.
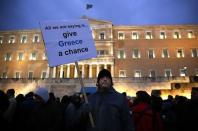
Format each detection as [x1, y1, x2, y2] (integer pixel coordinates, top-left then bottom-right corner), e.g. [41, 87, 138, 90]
[67, 65, 70, 78]
[110, 44, 113, 55]
[60, 65, 63, 78]
[104, 64, 107, 69]
[82, 65, 85, 78]
[53, 67, 56, 78]
[111, 65, 114, 77]
[46, 66, 50, 78]
[74, 65, 78, 78]
[89, 64, 92, 78]
[97, 64, 100, 76]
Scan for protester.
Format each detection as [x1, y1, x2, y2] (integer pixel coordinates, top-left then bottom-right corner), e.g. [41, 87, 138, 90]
[132, 90, 164, 131]
[84, 69, 135, 131]
[0, 90, 9, 130]
[65, 93, 86, 131]
[28, 87, 64, 131]
[151, 90, 163, 113]
[3, 88, 17, 130]
[161, 95, 176, 131]
[187, 87, 198, 131]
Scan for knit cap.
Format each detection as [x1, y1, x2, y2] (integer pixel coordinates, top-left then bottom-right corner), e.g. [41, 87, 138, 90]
[97, 69, 113, 84]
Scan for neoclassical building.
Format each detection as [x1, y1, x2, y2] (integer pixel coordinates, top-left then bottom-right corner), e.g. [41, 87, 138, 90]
[0, 18, 115, 79]
[0, 17, 198, 98]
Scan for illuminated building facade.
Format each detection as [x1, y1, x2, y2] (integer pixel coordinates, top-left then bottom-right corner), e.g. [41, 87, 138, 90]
[114, 25, 198, 77]
[0, 19, 114, 79]
[0, 18, 198, 98]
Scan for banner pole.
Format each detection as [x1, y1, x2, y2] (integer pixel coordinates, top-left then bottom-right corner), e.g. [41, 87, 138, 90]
[75, 61, 95, 128]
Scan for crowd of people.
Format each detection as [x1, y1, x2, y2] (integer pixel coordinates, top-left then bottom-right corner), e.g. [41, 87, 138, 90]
[0, 69, 198, 131]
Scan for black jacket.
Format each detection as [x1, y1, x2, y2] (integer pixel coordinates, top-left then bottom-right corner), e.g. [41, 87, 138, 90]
[86, 88, 135, 131]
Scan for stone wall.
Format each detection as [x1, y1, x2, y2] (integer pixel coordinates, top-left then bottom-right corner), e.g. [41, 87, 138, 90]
[0, 77, 197, 99]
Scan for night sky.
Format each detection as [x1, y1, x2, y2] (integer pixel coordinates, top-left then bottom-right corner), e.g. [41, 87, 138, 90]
[0, 0, 198, 30]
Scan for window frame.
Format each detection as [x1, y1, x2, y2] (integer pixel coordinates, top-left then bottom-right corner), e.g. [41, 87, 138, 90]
[8, 35, 15, 44]
[15, 71, 21, 79]
[134, 70, 141, 77]
[132, 48, 140, 58]
[41, 71, 47, 79]
[173, 31, 181, 39]
[99, 32, 106, 40]
[149, 70, 156, 77]
[29, 51, 37, 61]
[0, 36, 3, 44]
[160, 31, 166, 39]
[33, 34, 40, 43]
[145, 31, 153, 39]
[17, 52, 24, 61]
[118, 31, 125, 40]
[191, 48, 198, 57]
[162, 48, 169, 58]
[119, 70, 126, 77]
[131, 31, 139, 40]
[148, 49, 155, 59]
[177, 48, 184, 58]
[187, 30, 194, 39]
[164, 69, 172, 77]
[117, 49, 126, 59]
[20, 35, 28, 43]
[4, 53, 12, 61]
[28, 71, 34, 79]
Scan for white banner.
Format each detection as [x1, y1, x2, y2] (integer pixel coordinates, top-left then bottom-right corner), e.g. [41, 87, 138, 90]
[40, 19, 97, 67]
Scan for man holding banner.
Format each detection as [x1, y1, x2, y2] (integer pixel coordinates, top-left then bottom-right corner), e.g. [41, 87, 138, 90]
[83, 69, 135, 131]
[40, 19, 135, 131]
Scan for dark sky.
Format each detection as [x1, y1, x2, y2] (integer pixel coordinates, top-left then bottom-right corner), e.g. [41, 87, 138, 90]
[0, 0, 198, 30]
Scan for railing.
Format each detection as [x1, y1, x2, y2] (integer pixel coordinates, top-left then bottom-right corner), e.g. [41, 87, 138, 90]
[0, 76, 191, 83]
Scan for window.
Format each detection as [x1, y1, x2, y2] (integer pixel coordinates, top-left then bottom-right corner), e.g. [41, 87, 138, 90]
[119, 70, 126, 77]
[160, 31, 166, 39]
[0, 36, 3, 44]
[28, 72, 33, 79]
[17, 52, 24, 61]
[165, 69, 172, 77]
[41, 71, 47, 79]
[2, 72, 7, 78]
[180, 68, 187, 76]
[33, 34, 40, 43]
[21, 35, 27, 43]
[117, 50, 126, 59]
[118, 32, 125, 40]
[162, 48, 169, 58]
[132, 49, 140, 58]
[29, 52, 37, 60]
[145, 31, 153, 39]
[132, 32, 139, 40]
[43, 52, 47, 60]
[191, 48, 198, 57]
[15, 72, 21, 78]
[173, 31, 181, 39]
[8, 35, 15, 44]
[149, 70, 156, 77]
[97, 50, 109, 56]
[195, 69, 198, 76]
[4, 53, 12, 61]
[134, 70, 141, 77]
[187, 30, 194, 38]
[148, 49, 155, 59]
[177, 49, 184, 58]
[99, 32, 105, 40]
